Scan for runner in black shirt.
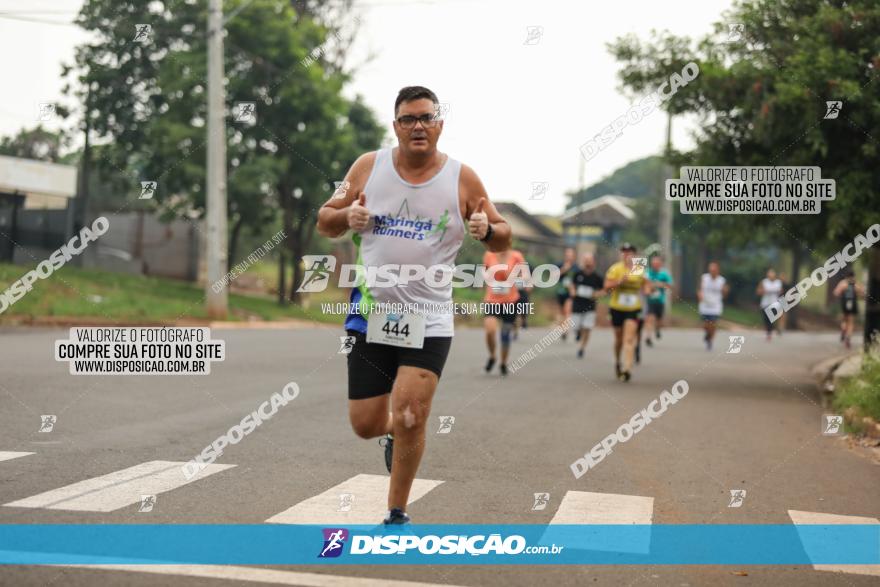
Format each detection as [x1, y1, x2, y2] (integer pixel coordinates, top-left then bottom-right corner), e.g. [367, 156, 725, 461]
[834, 270, 864, 350]
[568, 253, 605, 359]
[556, 247, 576, 341]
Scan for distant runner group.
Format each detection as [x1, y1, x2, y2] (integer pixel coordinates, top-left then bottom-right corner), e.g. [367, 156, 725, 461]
[315, 85, 868, 527]
[542, 244, 676, 381]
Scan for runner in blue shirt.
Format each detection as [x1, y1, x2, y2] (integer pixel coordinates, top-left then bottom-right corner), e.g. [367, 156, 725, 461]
[644, 254, 673, 346]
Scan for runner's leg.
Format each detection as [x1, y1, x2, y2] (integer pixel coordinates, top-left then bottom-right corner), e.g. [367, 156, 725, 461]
[644, 312, 656, 341]
[574, 313, 587, 357]
[635, 317, 644, 363]
[562, 297, 573, 340]
[613, 326, 623, 371]
[349, 396, 392, 438]
[622, 318, 638, 372]
[706, 319, 717, 348]
[500, 317, 514, 367]
[347, 331, 395, 439]
[485, 315, 498, 356]
[484, 315, 498, 371]
[579, 328, 591, 351]
[556, 295, 567, 340]
[387, 366, 438, 510]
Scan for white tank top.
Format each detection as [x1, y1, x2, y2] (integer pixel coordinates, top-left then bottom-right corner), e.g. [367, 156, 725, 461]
[698, 273, 726, 315]
[759, 278, 782, 308]
[352, 148, 465, 336]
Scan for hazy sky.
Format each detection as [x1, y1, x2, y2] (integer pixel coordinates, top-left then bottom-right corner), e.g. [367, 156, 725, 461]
[0, 0, 734, 214]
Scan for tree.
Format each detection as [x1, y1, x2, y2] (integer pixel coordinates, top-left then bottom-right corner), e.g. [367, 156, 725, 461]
[567, 156, 665, 209]
[609, 0, 880, 337]
[0, 126, 70, 163]
[64, 0, 383, 301]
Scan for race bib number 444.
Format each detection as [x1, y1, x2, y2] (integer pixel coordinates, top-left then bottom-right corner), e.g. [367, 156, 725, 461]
[366, 313, 426, 349]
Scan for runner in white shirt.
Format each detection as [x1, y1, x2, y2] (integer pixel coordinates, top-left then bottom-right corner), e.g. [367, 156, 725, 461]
[697, 261, 729, 351]
[316, 86, 512, 525]
[756, 268, 783, 341]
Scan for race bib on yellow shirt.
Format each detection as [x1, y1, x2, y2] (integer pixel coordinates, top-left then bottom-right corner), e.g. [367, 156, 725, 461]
[617, 293, 639, 308]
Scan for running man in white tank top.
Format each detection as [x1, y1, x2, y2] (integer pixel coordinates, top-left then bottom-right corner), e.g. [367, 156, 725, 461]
[697, 261, 729, 351]
[316, 86, 512, 525]
[756, 268, 783, 340]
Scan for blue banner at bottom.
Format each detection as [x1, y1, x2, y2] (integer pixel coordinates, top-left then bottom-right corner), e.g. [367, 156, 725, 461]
[0, 524, 877, 565]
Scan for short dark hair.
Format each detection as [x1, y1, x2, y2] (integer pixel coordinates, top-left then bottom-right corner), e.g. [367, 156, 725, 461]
[395, 86, 438, 117]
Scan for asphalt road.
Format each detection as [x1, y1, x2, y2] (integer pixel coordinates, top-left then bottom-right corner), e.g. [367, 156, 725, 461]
[0, 324, 877, 586]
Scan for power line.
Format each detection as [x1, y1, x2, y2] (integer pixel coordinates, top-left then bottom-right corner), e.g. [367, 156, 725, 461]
[0, 10, 78, 14]
[0, 14, 76, 26]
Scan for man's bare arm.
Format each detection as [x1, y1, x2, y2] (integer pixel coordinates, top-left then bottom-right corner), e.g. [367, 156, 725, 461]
[460, 164, 512, 252]
[316, 152, 376, 238]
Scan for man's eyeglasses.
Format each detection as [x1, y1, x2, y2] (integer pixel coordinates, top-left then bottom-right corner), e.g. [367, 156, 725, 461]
[396, 113, 440, 129]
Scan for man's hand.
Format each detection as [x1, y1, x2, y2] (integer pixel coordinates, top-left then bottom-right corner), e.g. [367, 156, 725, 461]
[347, 192, 370, 231]
[468, 198, 489, 240]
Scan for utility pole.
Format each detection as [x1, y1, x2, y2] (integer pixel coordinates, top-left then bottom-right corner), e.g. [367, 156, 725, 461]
[659, 111, 674, 312]
[866, 250, 880, 352]
[206, 0, 228, 319]
[578, 153, 585, 192]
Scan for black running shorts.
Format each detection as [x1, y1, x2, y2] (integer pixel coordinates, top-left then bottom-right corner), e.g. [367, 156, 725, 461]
[345, 330, 452, 400]
[484, 303, 517, 324]
[647, 299, 665, 318]
[610, 308, 641, 327]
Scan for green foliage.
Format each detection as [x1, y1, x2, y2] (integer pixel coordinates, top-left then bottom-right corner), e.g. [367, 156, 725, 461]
[0, 261, 336, 323]
[0, 126, 71, 163]
[64, 0, 383, 267]
[568, 156, 665, 209]
[834, 348, 880, 428]
[608, 0, 880, 310]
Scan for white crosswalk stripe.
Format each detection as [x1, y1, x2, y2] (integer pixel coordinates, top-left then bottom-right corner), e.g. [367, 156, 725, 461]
[543, 490, 654, 553]
[0, 451, 34, 462]
[550, 491, 654, 525]
[59, 565, 468, 586]
[3, 460, 235, 512]
[6, 460, 877, 580]
[266, 473, 443, 525]
[788, 509, 880, 577]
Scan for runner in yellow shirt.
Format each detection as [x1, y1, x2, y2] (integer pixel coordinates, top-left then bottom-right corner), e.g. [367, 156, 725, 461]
[604, 243, 652, 382]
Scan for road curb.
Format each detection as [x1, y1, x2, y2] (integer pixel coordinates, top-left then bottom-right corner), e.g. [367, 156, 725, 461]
[811, 352, 860, 404]
[843, 407, 880, 440]
[812, 352, 880, 439]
